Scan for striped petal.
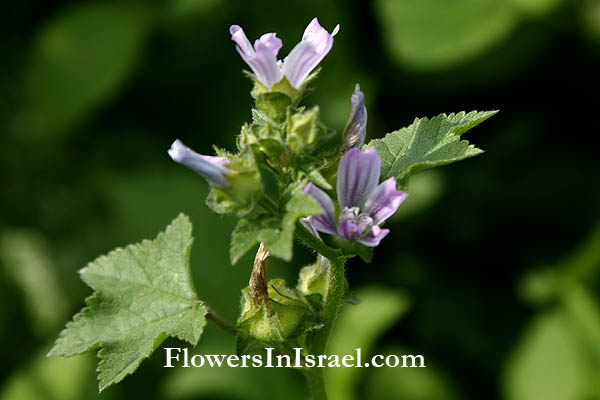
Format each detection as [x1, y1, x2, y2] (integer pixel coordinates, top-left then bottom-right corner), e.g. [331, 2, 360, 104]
[282, 18, 339, 89]
[357, 226, 389, 247]
[300, 217, 321, 238]
[303, 182, 337, 234]
[336, 147, 381, 209]
[363, 177, 408, 225]
[230, 25, 283, 90]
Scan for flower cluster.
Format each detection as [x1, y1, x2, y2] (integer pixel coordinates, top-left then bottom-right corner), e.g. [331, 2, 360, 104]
[168, 17, 406, 247]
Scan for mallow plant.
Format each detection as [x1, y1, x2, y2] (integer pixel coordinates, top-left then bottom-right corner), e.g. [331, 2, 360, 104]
[48, 18, 496, 399]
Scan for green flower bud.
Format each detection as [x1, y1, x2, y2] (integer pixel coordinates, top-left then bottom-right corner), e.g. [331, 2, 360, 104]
[255, 92, 292, 122]
[238, 118, 285, 159]
[250, 76, 300, 104]
[297, 256, 330, 311]
[237, 278, 318, 342]
[286, 106, 326, 154]
[206, 150, 263, 216]
[237, 123, 257, 150]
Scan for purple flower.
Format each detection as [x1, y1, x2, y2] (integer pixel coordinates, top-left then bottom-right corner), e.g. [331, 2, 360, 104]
[303, 148, 408, 247]
[168, 139, 230, 188]
[230, 26, 284, 91]
[282, 18, 340, 89]
[230, 18, 339, 90]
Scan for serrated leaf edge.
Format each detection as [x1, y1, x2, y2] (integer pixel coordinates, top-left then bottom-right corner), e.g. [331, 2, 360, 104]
[47, 213, 207, 392]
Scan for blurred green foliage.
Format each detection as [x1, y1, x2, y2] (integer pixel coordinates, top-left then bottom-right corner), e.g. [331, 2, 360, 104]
[1, 0, 599, 399]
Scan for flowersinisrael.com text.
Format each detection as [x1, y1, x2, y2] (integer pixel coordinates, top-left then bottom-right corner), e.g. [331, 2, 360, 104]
[164, 347, 425, 369]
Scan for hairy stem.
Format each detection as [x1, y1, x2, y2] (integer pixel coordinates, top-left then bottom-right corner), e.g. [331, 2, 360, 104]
[295, 222, 341, 261]
[205, 306, 237, 336]
[311, 255, 347, 354]
[296, 222, 349, 400]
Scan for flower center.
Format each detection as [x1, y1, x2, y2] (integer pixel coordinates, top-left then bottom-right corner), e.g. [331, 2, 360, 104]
[339, 207, 373, 237]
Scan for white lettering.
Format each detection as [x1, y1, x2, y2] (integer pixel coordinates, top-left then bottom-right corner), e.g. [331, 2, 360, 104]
[342, 354, 354, 367]
[164, 347, 181, 368]
[191, 354, 204, 367]
[371, 355, 384, 367]
[402, 355, 425, 368]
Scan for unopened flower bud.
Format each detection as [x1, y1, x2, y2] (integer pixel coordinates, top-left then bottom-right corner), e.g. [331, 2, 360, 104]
[168, 140, 263, 216]
[286, 106, 325, 153]
[168, 140, 230, 188]
[340, 84, 367, 152]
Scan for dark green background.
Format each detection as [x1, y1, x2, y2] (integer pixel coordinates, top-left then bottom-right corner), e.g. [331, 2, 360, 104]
[1, 0, 599, 399]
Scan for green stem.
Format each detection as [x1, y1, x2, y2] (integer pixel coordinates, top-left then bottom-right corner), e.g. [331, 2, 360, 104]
[302, 367, 328, 400]
[260, 196, 279, 214]
[296, 222, 349, 399]
[295, 222, 341, 261]
[312, 255, 347, 354]
[205, 306, 237, 336]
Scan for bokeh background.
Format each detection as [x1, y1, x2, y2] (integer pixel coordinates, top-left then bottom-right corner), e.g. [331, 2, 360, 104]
[1, 0, 600, 399]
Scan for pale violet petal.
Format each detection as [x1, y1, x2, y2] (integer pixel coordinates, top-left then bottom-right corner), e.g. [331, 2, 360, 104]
[341, 84, 367, 151]
[281, 40, 320, 89]
[257, 32, 282, 57]
[201, 154, 229, 167]
[168, 139, 229, 188]
[302, 18, 323, 41]
[230, 25, 283, 89]
[300, 217, 321, 239]
[303, 182, 337, 234]
[302, 18, 340, 51]
[357, 226, 389, 247]
[230, 25, 254, 56]
[282, 18, 339, 89]
[253, 40, 284, 88]
[336, 148, 381, 209]
[363, 177, 407, 225]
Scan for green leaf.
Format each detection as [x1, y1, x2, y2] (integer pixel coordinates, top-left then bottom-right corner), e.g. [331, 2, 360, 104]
[258, 191, 323, 261]
[47, 214, 207, 392]
[304, 167, 333, 190]
[230, 218, 262, 265]
[230, 190, 323, 263]
[368, 111, 496, 187]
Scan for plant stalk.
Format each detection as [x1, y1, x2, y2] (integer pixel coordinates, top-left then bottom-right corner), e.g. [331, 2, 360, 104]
[302, 367, 328, 400]
[295, 222, 349, 399]
[205, 306, 237, 336]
